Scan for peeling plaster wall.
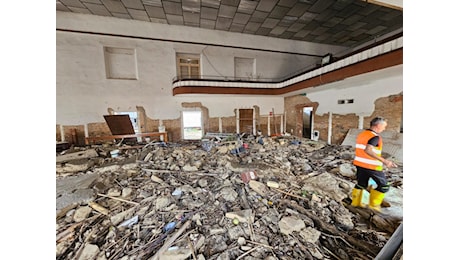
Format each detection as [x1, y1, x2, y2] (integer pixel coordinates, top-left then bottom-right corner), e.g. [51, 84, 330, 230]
[56, 12, 343, 142]
[302, 65, 403, 117]
[56, 12, 402, 144]
[285, 65, 403, 144]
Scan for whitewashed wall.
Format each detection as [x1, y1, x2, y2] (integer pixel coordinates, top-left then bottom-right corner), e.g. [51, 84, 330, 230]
[56, 11, 402, 127]
[56, 12, 346, 125]
[302, 65, 403, 116]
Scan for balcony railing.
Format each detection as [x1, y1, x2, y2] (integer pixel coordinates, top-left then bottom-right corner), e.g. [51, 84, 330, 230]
[172, 33, 403, 89]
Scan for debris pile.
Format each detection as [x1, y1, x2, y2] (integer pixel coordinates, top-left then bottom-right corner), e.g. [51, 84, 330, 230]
[56, 135, 403, 260]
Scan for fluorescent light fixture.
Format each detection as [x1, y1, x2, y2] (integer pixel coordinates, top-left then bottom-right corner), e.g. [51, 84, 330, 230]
[321, 53, 333, 65]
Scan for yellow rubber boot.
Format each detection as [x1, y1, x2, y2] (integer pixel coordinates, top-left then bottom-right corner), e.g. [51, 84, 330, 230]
[351, 188, 364, 207]
[369, 189, 385, 212]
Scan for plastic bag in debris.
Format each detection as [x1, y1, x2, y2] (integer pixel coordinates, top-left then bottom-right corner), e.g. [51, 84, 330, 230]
[163, 221, 177, 232]
[258, 137, 264, 145]
[290, 140, 301, 145]
[230, 147, 246, 154]
[118, 215, 139, 228]
[201, 140, 213, 152]
[172, 188, 182, 199]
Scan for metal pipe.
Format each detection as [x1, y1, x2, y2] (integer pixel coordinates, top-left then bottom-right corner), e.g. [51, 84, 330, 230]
[375, 222, 403, 259]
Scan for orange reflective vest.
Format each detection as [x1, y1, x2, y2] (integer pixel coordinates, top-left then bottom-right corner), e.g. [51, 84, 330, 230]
[353, 129, 383, 171]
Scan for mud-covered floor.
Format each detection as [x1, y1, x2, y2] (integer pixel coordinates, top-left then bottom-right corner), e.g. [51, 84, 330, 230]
[56, 135, 403, 260]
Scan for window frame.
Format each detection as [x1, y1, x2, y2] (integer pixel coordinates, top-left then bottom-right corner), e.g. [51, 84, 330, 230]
[176, 53, 200, 80]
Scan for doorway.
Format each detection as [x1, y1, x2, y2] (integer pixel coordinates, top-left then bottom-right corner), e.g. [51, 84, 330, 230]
[239, 109, 254, 135]
[302, 107, 313, 139]
[182, 110, 203, 140]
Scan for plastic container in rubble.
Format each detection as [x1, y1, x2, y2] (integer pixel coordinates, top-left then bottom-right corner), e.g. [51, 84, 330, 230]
[201, 139, 212, 152]
[110, 149, 120, 158]
[369, 178, 377, 189]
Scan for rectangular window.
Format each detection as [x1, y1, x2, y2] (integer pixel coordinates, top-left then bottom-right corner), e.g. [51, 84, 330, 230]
[177, 53, 200, 80]
[182, 110, 203, 140]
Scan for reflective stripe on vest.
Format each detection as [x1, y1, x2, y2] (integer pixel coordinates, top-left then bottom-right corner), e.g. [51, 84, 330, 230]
[353, 130, 383, 171]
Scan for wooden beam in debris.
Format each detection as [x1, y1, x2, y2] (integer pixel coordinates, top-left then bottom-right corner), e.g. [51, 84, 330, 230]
[343, 203, 401, 233]
[283, 199, 382, 256]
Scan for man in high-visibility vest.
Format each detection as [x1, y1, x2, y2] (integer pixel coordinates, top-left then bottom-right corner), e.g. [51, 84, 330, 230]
[351, 117, 398, 212]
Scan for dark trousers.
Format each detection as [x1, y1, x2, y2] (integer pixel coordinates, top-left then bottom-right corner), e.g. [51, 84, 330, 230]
[355, 166, 390, 193]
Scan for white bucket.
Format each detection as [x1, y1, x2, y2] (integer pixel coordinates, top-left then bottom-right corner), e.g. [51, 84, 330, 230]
[110, 149, 120, 158]
[312, 130, 319, 141]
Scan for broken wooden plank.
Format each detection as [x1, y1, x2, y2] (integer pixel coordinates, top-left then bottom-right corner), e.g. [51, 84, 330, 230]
[343, 203, 400, 233]
[272, 187, 311, 202]
[97, 193, 139, 206]
[56, 222, 83, 242]
[88, 201, 110, 216]
[283, 199, 382, 256]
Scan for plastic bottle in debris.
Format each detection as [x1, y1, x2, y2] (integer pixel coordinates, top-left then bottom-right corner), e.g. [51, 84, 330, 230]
[118, 215, 139, 228]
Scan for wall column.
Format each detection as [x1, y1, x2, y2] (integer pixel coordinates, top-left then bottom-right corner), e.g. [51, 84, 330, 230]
[236, 109, 240, 133]
[358, 115, 364, 129]
[327, 112, 332, 145]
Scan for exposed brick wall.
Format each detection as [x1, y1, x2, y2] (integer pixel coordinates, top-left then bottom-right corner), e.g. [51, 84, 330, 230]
[221, 116, 236, 133]
[258, 116, 268, 136]
[62, 125, 86, 146]
[87, 122, 111, 137]
[137, 106, 147, 133]
[284, 95, 319, 138]
[208, 117, 220, 133]
[56, 125, 61, 142]
[163, 119, 181, 142]
[258, 115, 283, 136]
[314, 114, 329, 142]
[56, 93, 402, 145]
[366, 93, 403, 132]
[285, 93, 403, 144]
[331, 114, 359, 144]
[145, 118, 160, 133]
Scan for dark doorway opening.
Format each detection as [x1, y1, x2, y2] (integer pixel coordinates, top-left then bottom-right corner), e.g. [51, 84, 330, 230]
[302, 107, 313, 139]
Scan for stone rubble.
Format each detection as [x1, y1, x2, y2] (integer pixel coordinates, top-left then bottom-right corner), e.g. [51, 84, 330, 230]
[56, 135, 403, 260]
